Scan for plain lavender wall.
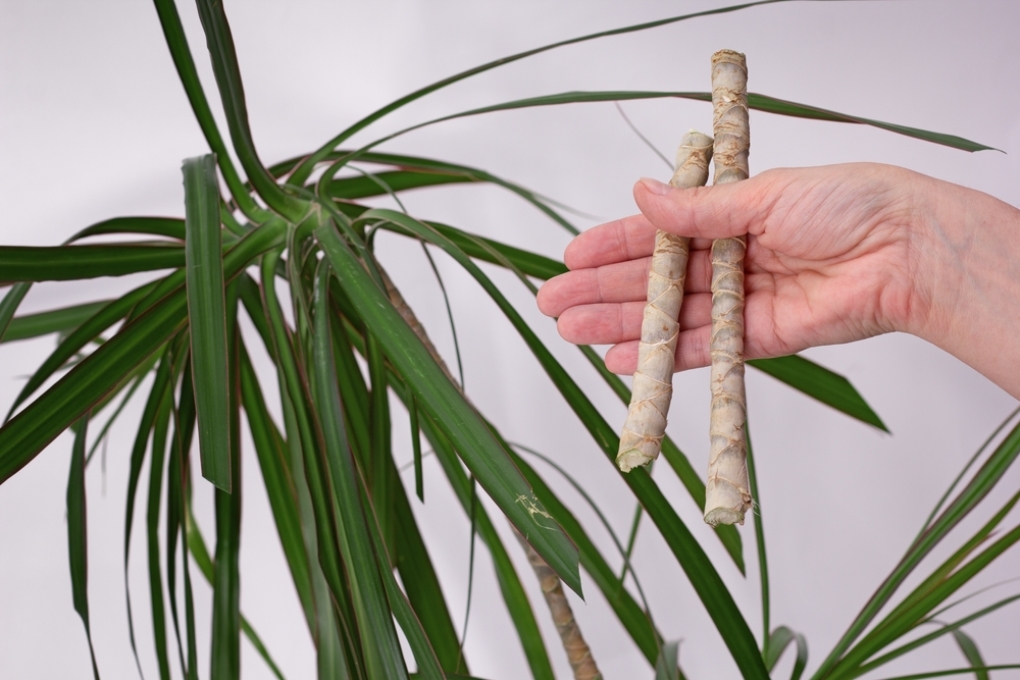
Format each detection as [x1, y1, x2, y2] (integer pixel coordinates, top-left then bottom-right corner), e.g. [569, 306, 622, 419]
[2, 1, 1018, 678]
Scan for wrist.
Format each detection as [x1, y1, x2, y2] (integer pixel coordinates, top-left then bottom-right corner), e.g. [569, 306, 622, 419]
[906, 175, 1020, 398]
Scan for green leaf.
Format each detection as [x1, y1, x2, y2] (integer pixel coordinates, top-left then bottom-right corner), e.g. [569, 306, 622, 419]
[358, 209, 764, 678]
[238, 349, 316, 634]
[414, 407, 556, 680]
[165, 365, 196, 678]
[748, 355, 887, 431]
[315, 218, 581, 596]
[765, 626, 794, 671]
[193, 0, 306, 221]
[1, 300, 112, 344]
[123, 352, 174, 677]
[71, 216, 187, 242]
[0, 244, 184, 281]
[210, 284, 242, 680]
[745, 421, 771, 655]
[151, 0, 267, 221]
[186, 509, 289, 680]
[578, 344, 744, 572]
[257, 252, 358, 678]
[367, 210, 568, 280]
[410, 396, 424, 502]
[948, 629, 988, 680]
[184, 154, 232, 491]
[310, 263, 410, 680]
[67, 415, 102, 680]
[870, 666, 1020, 680]
[147, 377, 175, 680]
[508, 444, 661, 666]
[0, 218, 284, 486]
[0, 282, 31, 343]
[850, 593, 1020, 678]
[324, 170, 479, 200]
[288, 0, 811, 184]
[5, 281, 158, 421]
[817, 417, 1020, 677]
[654, 640, 681, 680]
[371, 90, 994, 155]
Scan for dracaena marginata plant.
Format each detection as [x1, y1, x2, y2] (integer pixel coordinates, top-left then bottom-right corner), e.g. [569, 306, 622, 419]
[1, 1, 1018, 679]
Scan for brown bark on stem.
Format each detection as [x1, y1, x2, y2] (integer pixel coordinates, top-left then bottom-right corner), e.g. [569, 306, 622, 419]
[378, 265, 601, 676]
[617, 131, 713, 472]
[704, 49, 753, 526]
[514, 529, 603, 680]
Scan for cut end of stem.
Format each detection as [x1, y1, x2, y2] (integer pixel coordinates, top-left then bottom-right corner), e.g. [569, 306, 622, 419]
[616, 446, 656, 473]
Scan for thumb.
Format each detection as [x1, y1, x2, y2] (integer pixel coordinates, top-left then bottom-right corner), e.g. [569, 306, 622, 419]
[633, 176, 762, 240]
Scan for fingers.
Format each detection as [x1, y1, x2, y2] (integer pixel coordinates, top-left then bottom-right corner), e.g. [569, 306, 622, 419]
[538, 250, 715, 318]
[633, 175, 772, 241]
[561, 214, 656, 270]
[603, 326, 712, 374]
[555, 293, 712, 346]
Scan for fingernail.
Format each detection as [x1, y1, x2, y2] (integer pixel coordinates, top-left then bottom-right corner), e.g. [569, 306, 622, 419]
[639, 177, 671, 195]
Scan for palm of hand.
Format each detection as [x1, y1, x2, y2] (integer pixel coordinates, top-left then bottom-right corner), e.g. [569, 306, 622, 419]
[539, 164, 920, 374]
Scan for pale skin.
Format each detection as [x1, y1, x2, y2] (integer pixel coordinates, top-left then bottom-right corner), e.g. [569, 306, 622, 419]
[537, 163, 1020, 401]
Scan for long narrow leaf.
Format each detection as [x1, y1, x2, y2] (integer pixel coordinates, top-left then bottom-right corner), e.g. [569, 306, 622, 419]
[817, 418, 1020, 677]
[288, 0, 813, 184]
[310, 263, 409, 680]
[356, 208, 767, 677]
[0, 244, 184, 281]
[0, 219, 285, 485]
[184, 154, 232, 491]
[315, 219, 581, 595]
[238, 348, 316, 634]
[186, 510, 289, 680]
[1, 300, 112, 344]
[0, 283, 33, 342]
[67, 415, 101, 680]
[71, 216, 187, 242]
[748, 356, 887, 431]
[5, 281, 158, 421]
[148, 372, 176, 680]
[151, 0, 267, 221]
[193, 0, 305, 221]
[363, 90, 993, 156]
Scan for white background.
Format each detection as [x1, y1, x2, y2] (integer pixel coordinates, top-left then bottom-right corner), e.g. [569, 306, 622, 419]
[2, 1, 1019, 678]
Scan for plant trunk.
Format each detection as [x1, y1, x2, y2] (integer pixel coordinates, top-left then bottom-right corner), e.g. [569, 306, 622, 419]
[379, 265, 602, 677]
[704, 49, 752, 527]
[617, 131, 713, 472]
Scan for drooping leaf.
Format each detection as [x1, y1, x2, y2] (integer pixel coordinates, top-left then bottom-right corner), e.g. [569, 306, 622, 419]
[310, 263, 410, 680]
[315, 218, 582, 596]
[0, 219, 285, 485]
[209, 284, 242, 680]
[193, 0, 306, 221]
[748, 355, 887, 432]
[288, 0, 819, 184]
[1, 300, 112, 344]
[366, 90, 994, 155]
[184, 153, 232, 491]
[0, 282, 33, 342]
[151, 0, 267, 220]
[355, 208, 767, 677]
[67, 415, 102, 680]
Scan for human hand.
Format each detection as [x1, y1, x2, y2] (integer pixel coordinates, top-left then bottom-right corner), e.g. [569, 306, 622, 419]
[537, 163, 938, 375]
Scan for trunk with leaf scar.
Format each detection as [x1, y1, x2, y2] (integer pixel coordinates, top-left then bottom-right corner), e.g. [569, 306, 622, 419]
[617, 131, 713, 472]
[704, 49, 752, 527]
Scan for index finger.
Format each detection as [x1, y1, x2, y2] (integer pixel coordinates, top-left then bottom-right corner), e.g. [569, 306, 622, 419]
[563, 214, 656, 270]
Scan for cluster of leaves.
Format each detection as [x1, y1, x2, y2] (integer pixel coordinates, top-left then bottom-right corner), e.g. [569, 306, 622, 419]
[0, 1, 1017, 679]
